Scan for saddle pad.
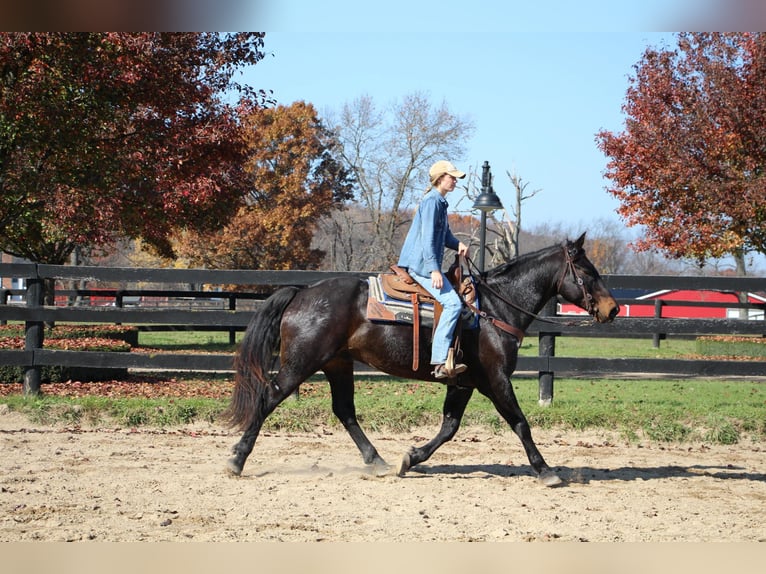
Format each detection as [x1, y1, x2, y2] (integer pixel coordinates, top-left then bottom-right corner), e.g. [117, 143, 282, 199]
[367, 276, 436, 325]
[366, 276, 478, 329]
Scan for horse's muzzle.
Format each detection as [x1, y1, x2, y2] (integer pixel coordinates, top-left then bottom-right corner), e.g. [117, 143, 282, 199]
[593, 299, 619, 323]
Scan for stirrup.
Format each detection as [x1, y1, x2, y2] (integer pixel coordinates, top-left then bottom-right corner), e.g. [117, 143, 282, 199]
[445, 347, 464, 373]
[432, 363, 468, 379]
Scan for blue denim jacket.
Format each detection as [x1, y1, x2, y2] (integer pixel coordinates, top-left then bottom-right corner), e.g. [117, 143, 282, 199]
[397, 189, 459, 276]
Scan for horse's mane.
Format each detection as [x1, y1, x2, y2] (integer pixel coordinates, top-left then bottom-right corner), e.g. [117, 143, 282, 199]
[484, 242, 562, 283]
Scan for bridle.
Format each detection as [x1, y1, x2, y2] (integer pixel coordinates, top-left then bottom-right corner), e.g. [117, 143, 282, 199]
[461, 245, 597, 343]
[556, 246, 595, 316]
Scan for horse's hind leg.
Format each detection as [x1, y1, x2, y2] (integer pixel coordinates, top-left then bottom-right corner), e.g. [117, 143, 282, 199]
[323, 356, 389, 474]
[397, 385, 474, 476]
[227, 379, 300, 476]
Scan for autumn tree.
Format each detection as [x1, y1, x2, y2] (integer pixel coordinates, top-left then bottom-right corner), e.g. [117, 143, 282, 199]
[0, 32, 269, 266]
[322, 92, 474, 271]
[596, 32, 766, 275]
[174, 101, 353, 276]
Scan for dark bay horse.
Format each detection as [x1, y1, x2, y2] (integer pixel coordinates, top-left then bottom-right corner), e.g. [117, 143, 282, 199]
[225, 233, 619, 486]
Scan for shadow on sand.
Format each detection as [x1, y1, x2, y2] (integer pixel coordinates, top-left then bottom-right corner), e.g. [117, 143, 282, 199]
[405, 462, 766, 484]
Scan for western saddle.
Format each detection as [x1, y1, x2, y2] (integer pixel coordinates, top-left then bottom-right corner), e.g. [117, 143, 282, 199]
[378, 256, 475, 372]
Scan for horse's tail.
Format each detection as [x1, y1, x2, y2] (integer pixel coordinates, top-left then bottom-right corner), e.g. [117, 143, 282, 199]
[223, 286, 300, 431]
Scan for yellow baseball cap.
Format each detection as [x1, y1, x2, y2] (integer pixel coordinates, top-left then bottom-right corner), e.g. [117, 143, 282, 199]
[429, 160, 466, 184]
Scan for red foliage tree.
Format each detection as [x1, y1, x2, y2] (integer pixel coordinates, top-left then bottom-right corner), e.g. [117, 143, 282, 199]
[174, 101, 354, 275]
[0, 32, 269, 264]
[596, 33, 766, 270]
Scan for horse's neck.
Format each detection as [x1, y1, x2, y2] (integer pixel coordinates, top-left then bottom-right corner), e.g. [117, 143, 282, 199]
[482, 252, 560, 327]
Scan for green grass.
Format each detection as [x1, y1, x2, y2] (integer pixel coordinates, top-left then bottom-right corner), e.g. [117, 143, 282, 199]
[517, 336, 698, 358]
[0, 394, 224, 428]
[2, 377, 763, 444]
[138, 330, 241, 352]
[512, 377, 765, 443]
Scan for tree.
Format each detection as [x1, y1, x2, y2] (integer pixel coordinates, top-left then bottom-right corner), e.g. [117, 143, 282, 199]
[325, 92, 475, 271]
[173, 101, 353, 277]
[596, 33, 766, 275]
[450, 165, 539, 269]
[0, 32, 269, 265]
[503, 170, 542, 259]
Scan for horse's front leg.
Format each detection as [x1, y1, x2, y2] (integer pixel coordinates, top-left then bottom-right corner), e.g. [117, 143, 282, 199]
[485, 379, 563, 487]
[398, 385, 473, 476]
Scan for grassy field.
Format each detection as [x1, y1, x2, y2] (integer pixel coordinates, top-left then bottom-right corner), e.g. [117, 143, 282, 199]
[1, 330, 763, 444]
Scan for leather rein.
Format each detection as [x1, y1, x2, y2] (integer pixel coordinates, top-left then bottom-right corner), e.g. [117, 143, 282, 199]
[460, 246, 594, 345]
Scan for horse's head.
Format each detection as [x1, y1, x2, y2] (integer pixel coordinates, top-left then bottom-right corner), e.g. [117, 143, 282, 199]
[557, 233, 619, 323]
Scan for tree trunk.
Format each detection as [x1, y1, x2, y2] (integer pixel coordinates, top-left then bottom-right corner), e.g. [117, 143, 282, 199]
[734, 250, 749, 320]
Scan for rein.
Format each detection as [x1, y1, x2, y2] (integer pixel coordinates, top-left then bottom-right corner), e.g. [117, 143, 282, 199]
[557, 247, 595, 315]
[460, 247, 592, 342]
[461, 293, 526, 344]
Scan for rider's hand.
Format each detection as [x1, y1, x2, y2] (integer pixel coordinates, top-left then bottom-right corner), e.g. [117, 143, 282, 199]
[457, 242, 469, 257]
[431, 270, 443, 289]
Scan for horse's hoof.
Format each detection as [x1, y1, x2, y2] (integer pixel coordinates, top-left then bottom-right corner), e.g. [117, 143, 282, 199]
[369, 458, 391, 477]
[538, 469, 564, 487]
[226, 458, 243, 476]
[397, 452, 411, 477]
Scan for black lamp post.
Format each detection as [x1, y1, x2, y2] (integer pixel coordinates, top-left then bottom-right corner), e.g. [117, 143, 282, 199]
[472, 161, 504, 272]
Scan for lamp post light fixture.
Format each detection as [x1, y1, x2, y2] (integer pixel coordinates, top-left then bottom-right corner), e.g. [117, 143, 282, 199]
[472, 160, 504, 272]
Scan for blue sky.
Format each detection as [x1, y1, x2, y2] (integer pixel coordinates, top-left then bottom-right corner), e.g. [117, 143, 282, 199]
[237, 1, 763, 248]
[242, 28, 674, 233]
[240, 1, 706, 234]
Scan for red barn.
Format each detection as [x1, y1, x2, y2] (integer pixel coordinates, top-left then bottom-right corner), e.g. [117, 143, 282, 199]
[560, 289, 766, 320]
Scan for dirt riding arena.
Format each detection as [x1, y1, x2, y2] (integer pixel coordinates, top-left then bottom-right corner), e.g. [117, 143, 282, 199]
[1, 408, 764, 542]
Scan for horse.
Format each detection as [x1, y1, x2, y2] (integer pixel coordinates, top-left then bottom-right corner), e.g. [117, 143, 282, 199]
[224, 233, 619, 486]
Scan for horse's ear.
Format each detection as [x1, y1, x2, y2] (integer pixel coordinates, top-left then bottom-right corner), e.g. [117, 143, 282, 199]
[566, 232, 586, 258]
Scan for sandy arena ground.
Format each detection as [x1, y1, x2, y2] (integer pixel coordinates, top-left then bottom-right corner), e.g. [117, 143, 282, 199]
[1, 409, 765, 542]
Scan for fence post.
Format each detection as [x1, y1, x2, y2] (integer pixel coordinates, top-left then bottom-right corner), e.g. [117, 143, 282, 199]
[0, 288, 8, 325]
[115, 290, 124, 325]
[23, 272, 44, 396]
[653, 299, 663, 348]
[537, 297, 558, 407]
[228, 294, 237, 345]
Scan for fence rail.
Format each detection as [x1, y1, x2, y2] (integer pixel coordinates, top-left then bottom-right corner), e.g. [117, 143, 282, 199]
[1, 262, 764, 401]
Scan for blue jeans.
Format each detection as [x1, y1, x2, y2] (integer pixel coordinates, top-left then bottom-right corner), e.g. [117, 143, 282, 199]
[409, 270, 463, 365]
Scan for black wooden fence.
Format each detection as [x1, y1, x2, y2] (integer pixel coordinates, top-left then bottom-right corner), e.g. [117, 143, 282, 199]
[1, 263, 764, 403]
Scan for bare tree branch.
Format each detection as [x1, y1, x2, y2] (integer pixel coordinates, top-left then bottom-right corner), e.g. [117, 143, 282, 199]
[324, 92, 475, 271]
